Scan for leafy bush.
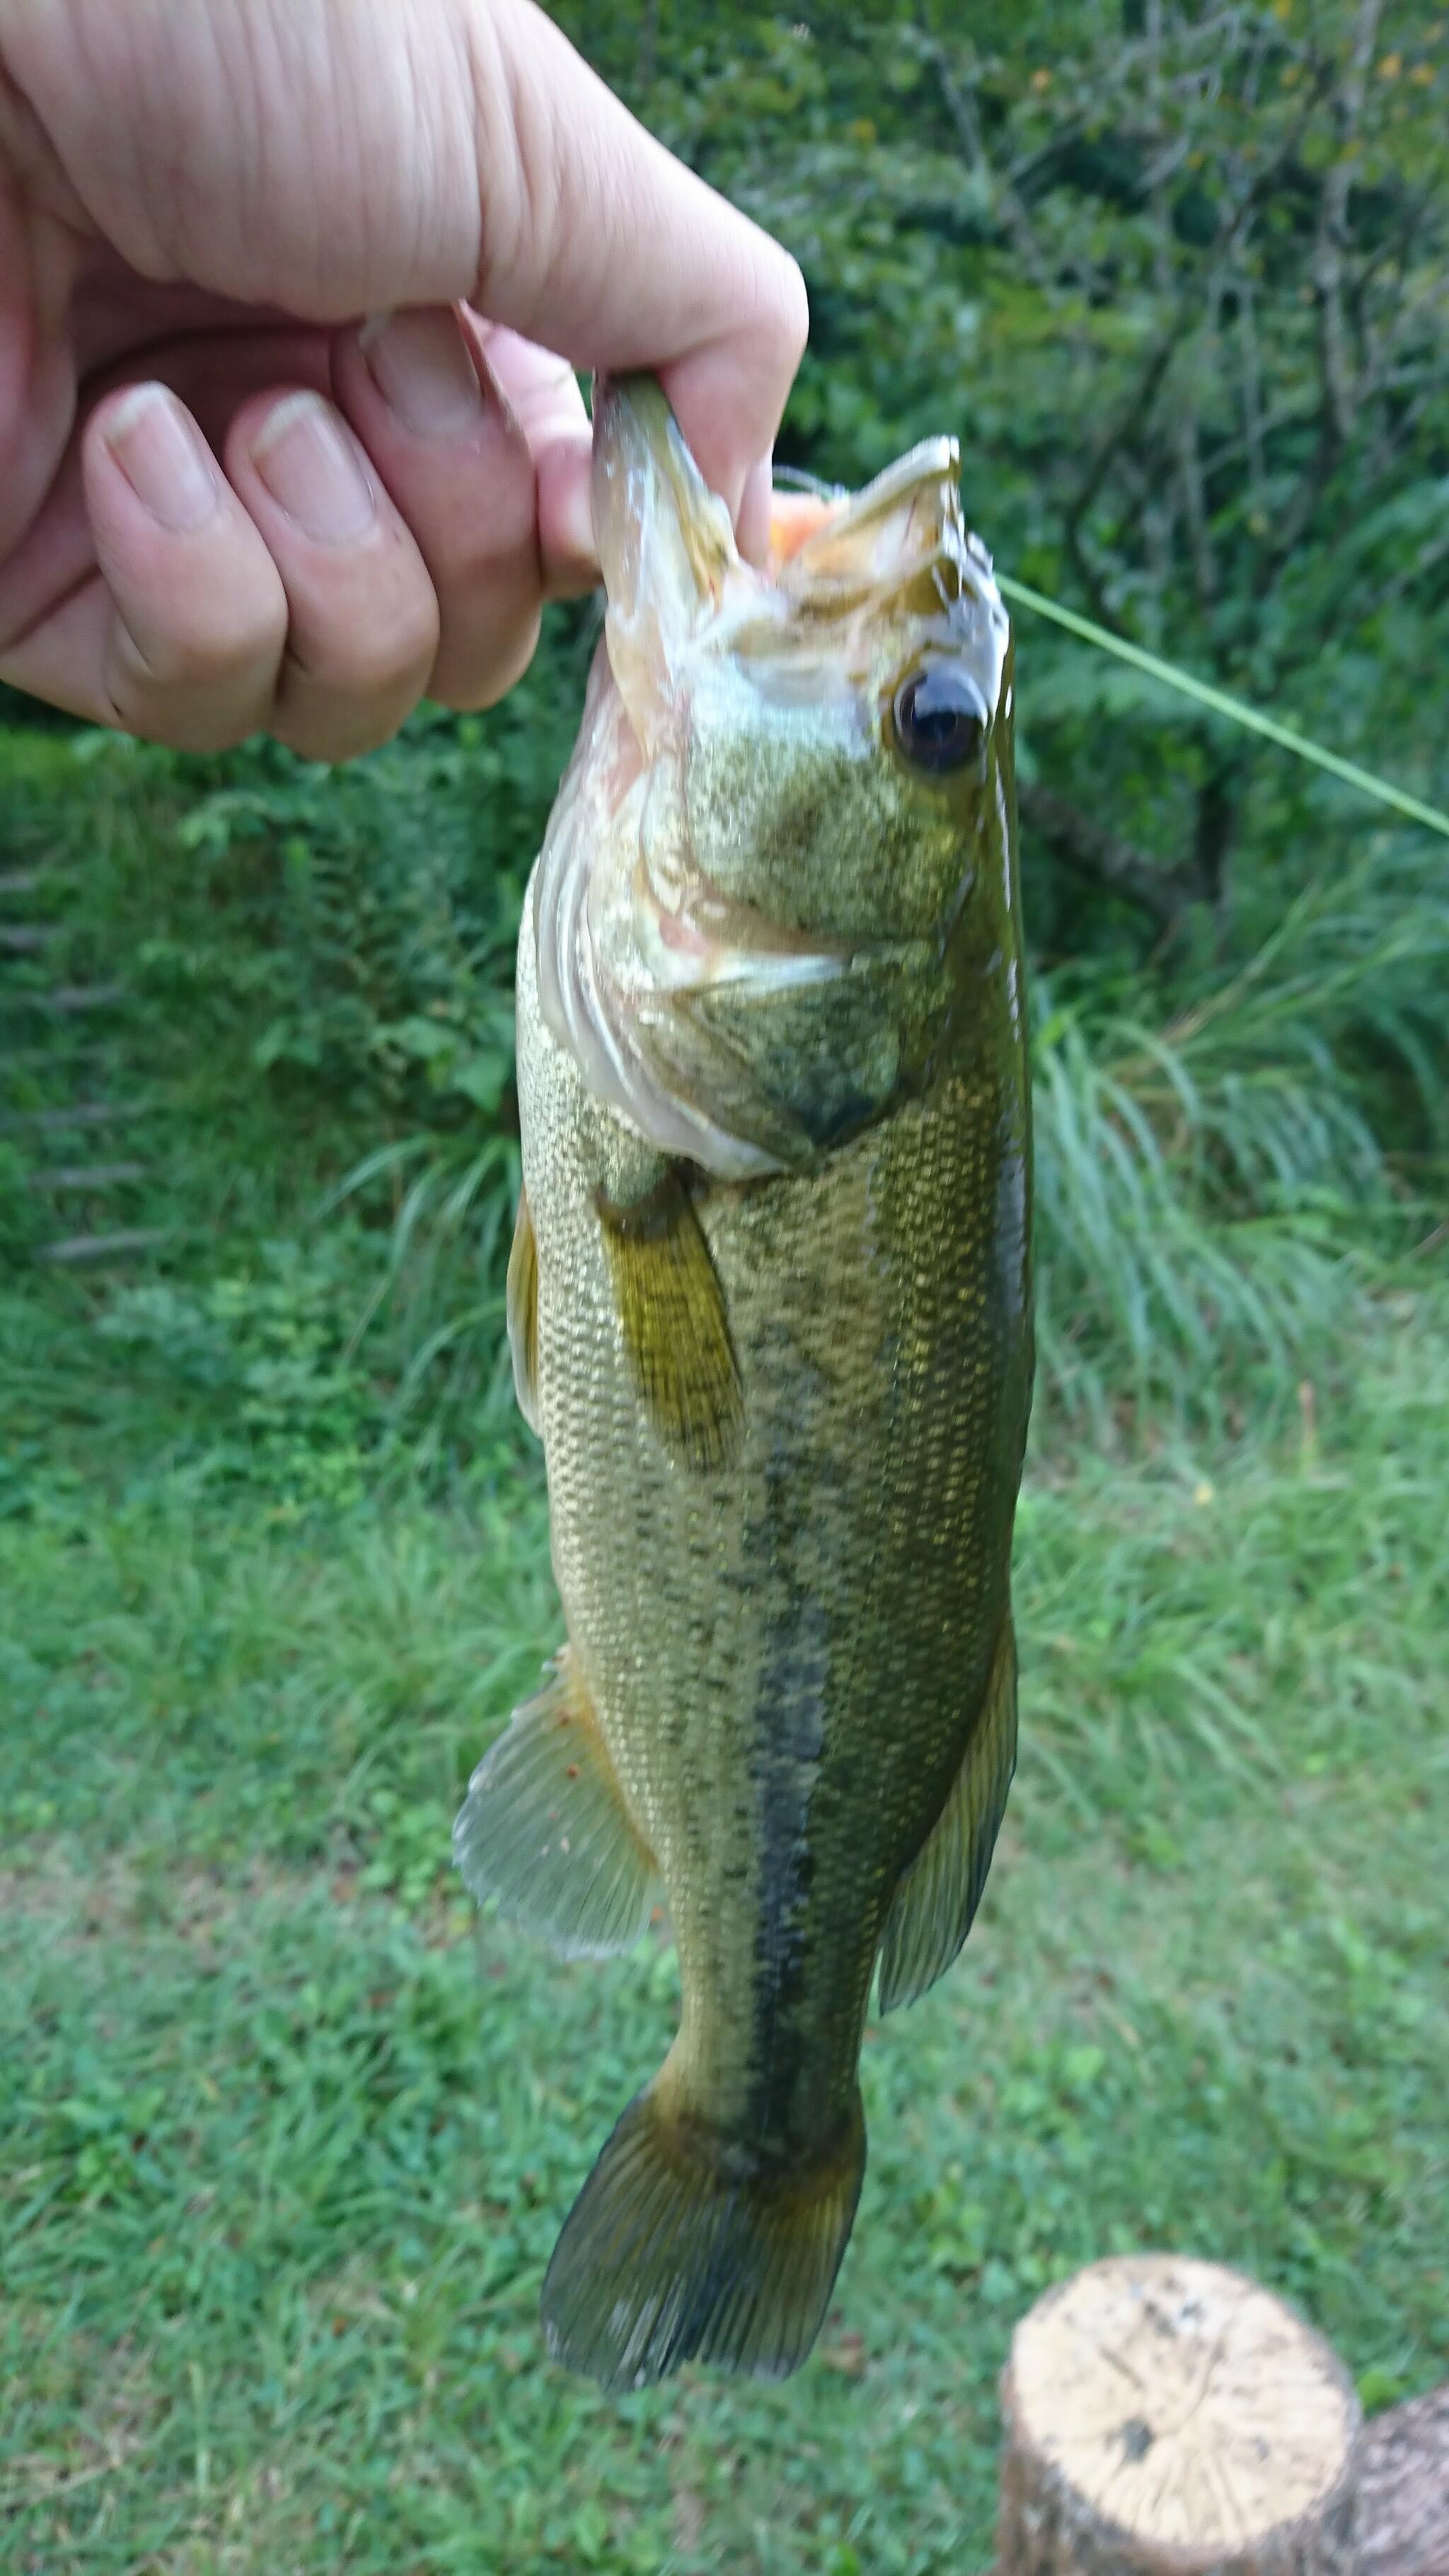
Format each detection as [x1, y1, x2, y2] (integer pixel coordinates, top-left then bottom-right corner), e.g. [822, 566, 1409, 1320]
[115, 632, 587, 1125]
[2, 0, 1445, 1459]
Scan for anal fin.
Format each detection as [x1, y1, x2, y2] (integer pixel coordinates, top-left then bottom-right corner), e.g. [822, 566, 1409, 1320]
[507, 1186, 541, 1435]
[597, 1168, 743, 1470]
[453, 1648, 657, 1958]
[877, 1617, 1017, 2015]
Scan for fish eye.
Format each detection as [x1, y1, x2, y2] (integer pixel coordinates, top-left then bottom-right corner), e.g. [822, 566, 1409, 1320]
[891, 666, 988, 774]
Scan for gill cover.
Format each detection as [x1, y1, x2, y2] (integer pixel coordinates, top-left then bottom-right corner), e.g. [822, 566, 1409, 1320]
[533, 375, 1011, 1178]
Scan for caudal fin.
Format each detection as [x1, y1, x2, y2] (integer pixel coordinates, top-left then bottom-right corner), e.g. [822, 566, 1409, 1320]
[541, 2080, 866, 2391]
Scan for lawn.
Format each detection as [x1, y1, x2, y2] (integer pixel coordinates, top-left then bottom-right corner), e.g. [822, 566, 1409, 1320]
[2, 1282, 1445, 2573]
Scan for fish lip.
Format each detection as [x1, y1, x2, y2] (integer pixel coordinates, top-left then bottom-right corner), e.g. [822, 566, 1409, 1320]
[826, 436, 962, 527]
[594, 376, 963, 558]
[593, 369, 739, 619]
[773, 439, 960, 535]
[595, 371, 1003, 657]
[765, 437, 1006, 633]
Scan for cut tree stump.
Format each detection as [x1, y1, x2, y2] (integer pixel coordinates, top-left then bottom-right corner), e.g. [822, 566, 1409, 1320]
[998, 2255, 1361, 2576]
[1358, 2384, 1449, 2576]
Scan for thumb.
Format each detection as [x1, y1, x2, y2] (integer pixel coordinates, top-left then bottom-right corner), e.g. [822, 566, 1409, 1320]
[467, 0, 808, 526]
[1, 0, 806, 533]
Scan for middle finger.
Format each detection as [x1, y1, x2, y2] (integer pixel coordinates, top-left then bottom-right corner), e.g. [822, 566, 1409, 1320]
[224, 386, 441, 761]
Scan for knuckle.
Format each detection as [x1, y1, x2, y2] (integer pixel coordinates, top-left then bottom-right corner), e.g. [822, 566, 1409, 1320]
[318, 590, 439, 703]
[751, 248, 809, 381]
[434, 606, 541, 714]
[116, 596, 284, 699]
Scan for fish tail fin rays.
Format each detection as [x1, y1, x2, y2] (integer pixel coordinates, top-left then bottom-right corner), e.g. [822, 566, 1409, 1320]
[877, 1617, 1018, 2016]
[506, 1186, 541, 1436]
[453, 1649, 657, 1960]
[541, 2079, 867, 2391]
[596, 1170, 744, 1471]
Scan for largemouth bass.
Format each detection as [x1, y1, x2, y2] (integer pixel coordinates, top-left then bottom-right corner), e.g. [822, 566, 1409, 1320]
[456, 377, 1032, 2391]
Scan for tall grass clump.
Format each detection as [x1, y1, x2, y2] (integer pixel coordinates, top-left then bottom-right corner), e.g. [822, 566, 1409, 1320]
[1033, 833, 1449, 1430]
[319, 1127, 521, 1450]
[337, 826, 1449, 1452]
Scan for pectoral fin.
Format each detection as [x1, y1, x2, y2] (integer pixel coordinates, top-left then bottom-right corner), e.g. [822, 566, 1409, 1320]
[454, 1648, 658, 1958]
[877, 1618, 1017, 2015]
[597, 1169, 744, 1470]
[507, 1186, 541, 1435]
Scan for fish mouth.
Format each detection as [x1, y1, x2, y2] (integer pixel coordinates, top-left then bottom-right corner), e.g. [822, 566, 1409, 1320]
[769, 440, 957, 563]
[763, 439, 1000, 623]
[594, 374, 999, 642]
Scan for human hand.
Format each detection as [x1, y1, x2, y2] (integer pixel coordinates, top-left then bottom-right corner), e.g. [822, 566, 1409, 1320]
[0, 0, 806, 756]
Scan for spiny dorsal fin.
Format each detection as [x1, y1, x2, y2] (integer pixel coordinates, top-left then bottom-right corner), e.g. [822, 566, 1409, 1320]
[507, 1186, 541, 1436]
[596, 1169, 744, 1471]
[877, 1617, 1017, 2014]
[453, 1648, 658, 1959]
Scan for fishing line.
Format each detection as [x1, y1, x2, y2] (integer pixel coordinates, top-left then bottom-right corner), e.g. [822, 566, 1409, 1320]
[771, 466, 845, 499]
[997, 573, 1449, 845]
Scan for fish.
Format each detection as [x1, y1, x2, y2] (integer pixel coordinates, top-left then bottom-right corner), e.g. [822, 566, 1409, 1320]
[454, 375, 1032, 2392]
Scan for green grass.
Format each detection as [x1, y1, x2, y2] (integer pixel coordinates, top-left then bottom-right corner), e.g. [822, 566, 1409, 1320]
[4, 709, 1446, 2567]
[2, 1296, 1445, 2573]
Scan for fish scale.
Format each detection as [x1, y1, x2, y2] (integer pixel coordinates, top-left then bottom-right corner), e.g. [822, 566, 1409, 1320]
[454, 374, 1032, 2390]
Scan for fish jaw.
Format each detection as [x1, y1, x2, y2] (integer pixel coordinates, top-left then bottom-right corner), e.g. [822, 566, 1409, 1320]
[591, 373, 750, 751]
[535, 376, 1016, 1177]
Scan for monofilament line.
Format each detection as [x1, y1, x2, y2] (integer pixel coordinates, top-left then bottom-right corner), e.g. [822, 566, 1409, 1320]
[998, 574, 1449, 845]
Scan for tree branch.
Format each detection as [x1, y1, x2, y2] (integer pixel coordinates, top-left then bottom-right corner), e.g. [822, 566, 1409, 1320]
[1315, 0, 1385, 441]
[1254, 0, 1386, 591]
[1191, 767, 1236, 927]
[920, 30, 1052, 289]
[1017, 783, 1199, 937]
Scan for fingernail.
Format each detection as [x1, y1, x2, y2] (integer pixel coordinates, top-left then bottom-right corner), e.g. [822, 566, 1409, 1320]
[104, 383, 219, 533]
[359, 308, 484, 439]
[250, 391, 376, 543]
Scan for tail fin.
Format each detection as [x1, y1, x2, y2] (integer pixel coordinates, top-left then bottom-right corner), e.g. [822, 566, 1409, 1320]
[541, 2080, 866, 2391]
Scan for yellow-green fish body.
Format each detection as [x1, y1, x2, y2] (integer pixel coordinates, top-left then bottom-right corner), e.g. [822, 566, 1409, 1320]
[456, 379, 1032, 2390]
